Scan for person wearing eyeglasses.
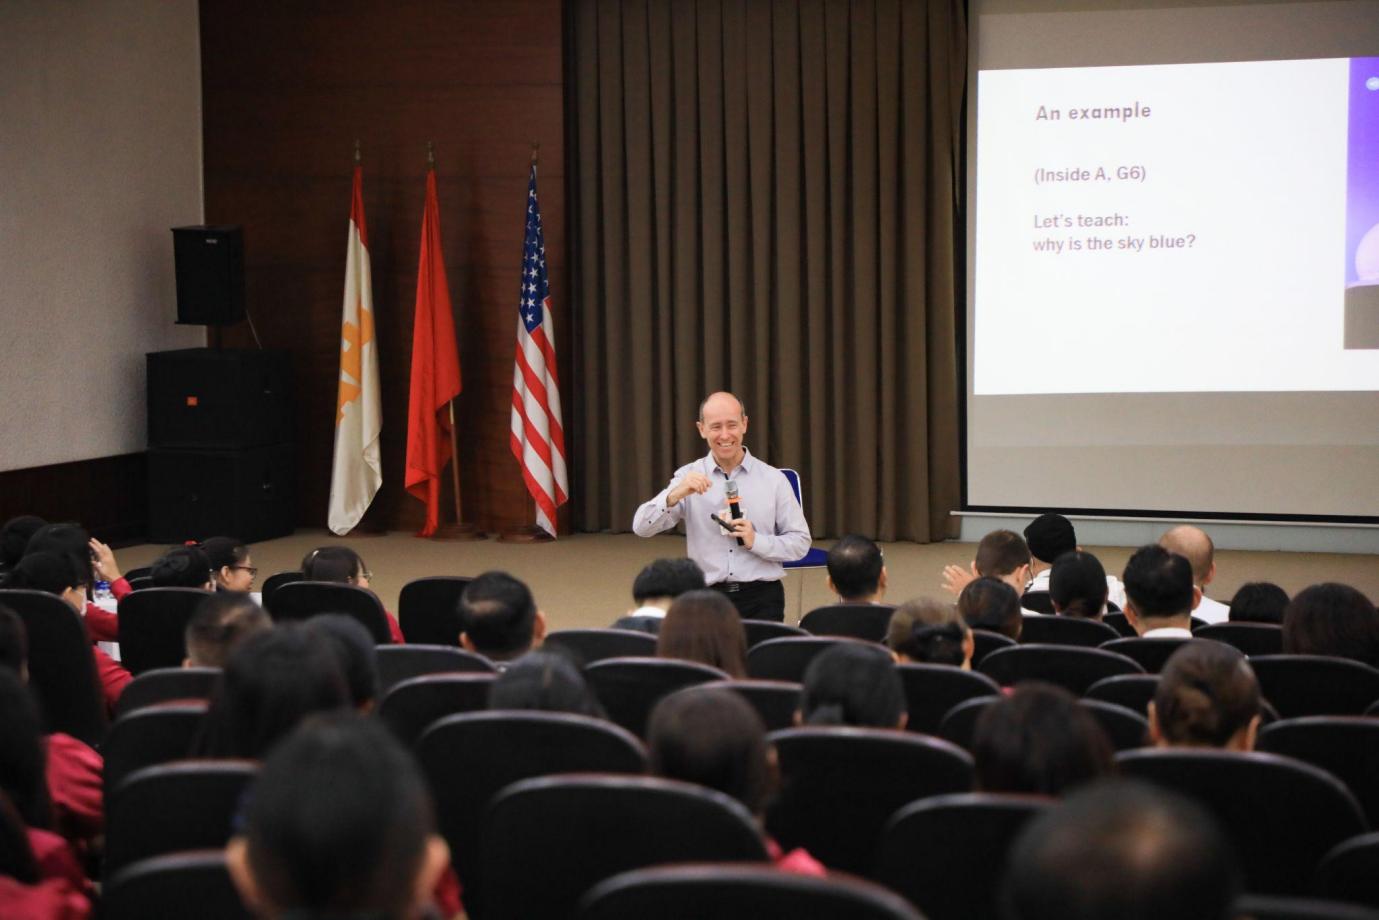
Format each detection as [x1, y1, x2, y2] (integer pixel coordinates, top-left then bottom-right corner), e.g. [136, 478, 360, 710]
[301, 546, 404, 643]
[199, 536, 258, 593]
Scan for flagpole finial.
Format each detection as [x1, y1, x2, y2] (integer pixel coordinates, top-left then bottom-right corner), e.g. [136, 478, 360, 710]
[354, 139, 361, 165]
[530, 142, 539, 167]
[427, 141, 436, 169]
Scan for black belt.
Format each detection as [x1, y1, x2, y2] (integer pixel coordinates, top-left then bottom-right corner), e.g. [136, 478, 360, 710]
[713, 580, 774, 594]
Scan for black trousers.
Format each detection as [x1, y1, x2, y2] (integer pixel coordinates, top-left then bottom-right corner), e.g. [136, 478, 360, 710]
[711, 579, 786, 622]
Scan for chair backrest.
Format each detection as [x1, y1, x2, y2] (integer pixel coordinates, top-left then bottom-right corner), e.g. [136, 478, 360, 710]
[103, 850, 251, 920]
[114, 666, 220, 719]
[103, 701, 209, 793]
[747, 636, 850, 682]
[895, 663, 1002, 735]
[875, 792, 1051, 920]
[397, 575, 472, 647]
[377, 672, 497, 746]
[1020, 590, 1055, 614]
[259, 569, 303, 610]
[374, 644, 494, 692]
[1102, 611, 1139, 637]
[743, 620, 808, 647]
[765, 726, 975, 876]
[1017, 615, 1120, 648]
[585, 657, 730, 737]
[978, 644, 1145, 694]
[1079, 699, 1150, 751]
[117, 587, 213, 675]
[1194, 622, 1285, 657]
[800, 604, 896, 642]
[1257, 717, 1379, 827]
[0, 588, 107, 745]
[970, 629, 1017, 666]
[123, 565, 154, 582]
[544, 628, 659, 666]
[127, 575, 155, 591]
[578, 863, 925, 920]
[701, 679, 803, 731]
[1315, 831, 1379, 910]
[1248, 655, 1379, 718]
[269, 580, 392, 643]
[1098, 637, 1194, 674]
[1234, 894, 1379, 920]
[105, 759, 260, 876]
[481, 774, 768, 920]
[1116, 748, 1367, 895]
[417, 711, 648, 913]
[936, 696, 995, 751]
[1083, 673, 1160, 716]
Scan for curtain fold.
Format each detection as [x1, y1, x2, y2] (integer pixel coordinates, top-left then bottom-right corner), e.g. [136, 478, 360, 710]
[569, 0, 965, 542]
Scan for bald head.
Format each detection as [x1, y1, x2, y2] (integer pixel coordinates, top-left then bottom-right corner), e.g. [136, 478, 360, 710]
[698, 391, 746, 421]
[1159, 526, 1215, 586]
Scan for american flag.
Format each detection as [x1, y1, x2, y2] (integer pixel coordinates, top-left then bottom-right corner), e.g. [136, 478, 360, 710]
[510, 163, 568, 537]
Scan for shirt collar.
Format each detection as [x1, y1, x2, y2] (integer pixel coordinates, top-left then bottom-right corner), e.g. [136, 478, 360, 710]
[704, 447, 754, 478]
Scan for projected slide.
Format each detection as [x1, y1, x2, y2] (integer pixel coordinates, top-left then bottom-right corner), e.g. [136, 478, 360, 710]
[974, 57, 1379, 395]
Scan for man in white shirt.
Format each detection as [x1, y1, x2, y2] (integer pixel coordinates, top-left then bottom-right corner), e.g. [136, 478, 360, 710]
[1122, 544, 1200, 638]
[1023, 513, 1128, 611]
[941, 529, 1041, 617]
[826, 534, 888, 604]
[632, 392, 812, 622]
[610, 558, 705, 633]
[1158, 525, 1229, 624]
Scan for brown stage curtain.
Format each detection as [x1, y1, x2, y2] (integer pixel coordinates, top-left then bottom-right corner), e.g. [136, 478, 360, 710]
[567, 0, 965, 542]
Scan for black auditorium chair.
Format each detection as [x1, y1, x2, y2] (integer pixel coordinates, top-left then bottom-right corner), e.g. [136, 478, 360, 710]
[875, 792, 1051, 920]
[1079, 699, 1150, 751]
[1020, 591, 1055, 614]
[1102, 611, 1138, 638]
[1116, 748, 1366, 895]
[104, 850, 251, 920]
[970, 629, 1017, 667]
[1248, 656, 1379, 717]
[417, 711, 647, 916]
[577, 864, 924, 920]
[744, 620, 808, 647]
[374, 644, 494, 693]
[1256, 717, 1379, 826]
[1233, 895, 1379, 920]
[937, 697, 995, 752]
[703, 679, 802, 731]
[895, 663, 1002, 735]
[480, 775, 769, 920]
[1316, 832, 1379, 909]
[377, 673, 496, 746]
[747, 636, 850, 682]
[269, 581, 392, 643]
[118, 587, 213, 675]
[1098, 637, 1194, 674]
[115, 666, 220, 718]
[1194, 622, 1284, 657]
[766, 727, 974, 877]
[1083, 673, 1160, 717]
[127, 576, 155, 591]
[543, 628, 658, 666]
[104, 760, 260, 877]
[123, 565, 154, 582]
[1017, 615, 1120, 648]
[586, 657, 730, 737]
[0, 588, 107, 745]
[397, 575, 472, 647]
[978, 644, 1144, 694]
[102, 701, 208, 793]
[799, 604, 896, 642]
[258, 570, 303, 611]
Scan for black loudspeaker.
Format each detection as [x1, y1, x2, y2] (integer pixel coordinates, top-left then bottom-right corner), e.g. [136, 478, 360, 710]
[172, 225, 244, 325]
[147, 444, 295, 544]
[147, 349, 291, 449]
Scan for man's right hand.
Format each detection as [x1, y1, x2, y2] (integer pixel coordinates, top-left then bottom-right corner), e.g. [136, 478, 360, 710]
[941, 562, 978, 596]
[667, 472, 712, 507]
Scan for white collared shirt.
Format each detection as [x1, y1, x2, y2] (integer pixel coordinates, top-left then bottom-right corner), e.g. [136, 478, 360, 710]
[1195, 594, 1230, 625]
[1142, 625, 1194, 639]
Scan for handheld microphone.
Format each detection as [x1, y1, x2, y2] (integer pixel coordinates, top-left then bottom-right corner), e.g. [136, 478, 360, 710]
[725, 479, 744, 546]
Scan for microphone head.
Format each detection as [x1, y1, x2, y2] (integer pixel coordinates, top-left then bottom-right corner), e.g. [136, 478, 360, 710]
[724, 480, 739, 500]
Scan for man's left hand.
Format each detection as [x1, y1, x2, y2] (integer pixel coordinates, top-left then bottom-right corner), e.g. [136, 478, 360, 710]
[729, 517, 756, 550]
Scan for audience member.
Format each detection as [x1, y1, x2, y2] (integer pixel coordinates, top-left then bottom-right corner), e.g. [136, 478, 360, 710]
[656, 589, 748, 678]
[957, 576, 1024, 641]
[1049, 551, 1110, 619]
[305, 615, 380, 713]
[647, 686, 825, 875]
[1150, 641, 1260, 751]
[610, 558, 705, 634]
[1282, 582, 1379, 669]
[1227, 581, 1289, 625]
[798, 642, 906, 729]
[150, 545, 215, 590]
[1121, 544, 1198, 637]
[301, 545, 405, 643]
[23, 523, 128, 643]
[1159, 525, 1228, 624]
[0, 605, 24, 679]
[199, 536, 256, 592]
[184, 592, 272, 668]
[456, 571, 546, 666]
[941, 530, 1037, 615]
[0, 516, 45, 575]
[887, 598, 973, 668]
[1025, 514, 1128, 609]
[1002, 780, 1240, 920]
[487, 651, 606, 718]
[972, 682, 1113, 796]
[825, 534, 888, 604]
[225, 716, 450, 920]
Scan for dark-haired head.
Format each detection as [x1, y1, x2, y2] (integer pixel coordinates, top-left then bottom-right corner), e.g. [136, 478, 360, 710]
[958, 576, 1023, 641]
[648, 686, 773, 816]
[1022, 514, 1076, 566]
[799, 642, 906, 729]
[826, 535, 887, 602]
[1123, 544, 1197, 632]
[301, 546, 370, 588]
[0, 668, 51, 831]
[632, 558, 705, 608]
[457, 571, 545, 662]
[0, 516, 46, 572]
[1227, 582, 1289, 625]
[1282, 583, 1379, 668]
[973, 682, 1113, 796]
[657, 590, 747, 678]
[975, 529, 1033, 581]
[200, 536, 254, 592]
[306, 615, 379, 712]
[1050, 551, 1109, 620]
[1151, 641, 1259, 751]
[488, 651, 604, 718]
[888, 598, 972, 667]
[2, 551, 88, 613]
[151, 546, 215, 590]
[0, 606, 26, 679]
[185, 592, 272, 669]
[226, 715, 449, 920]
[22, 522, 93, 590]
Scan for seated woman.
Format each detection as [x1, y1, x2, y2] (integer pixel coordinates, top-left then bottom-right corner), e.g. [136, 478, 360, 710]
[655, 589, 748, 678]
[887, 598, 973, 668]
[798, 642, 907, 729]
[199, 536, 257, 593]
[972, 682, 1113, 796]
[23, 523, 130, 643]
[488, 651, 606, 718]
[647, 686, 824, 876]
[150, 545, 216, 590]
[957, 576, 1023, 641]
[1049, 551, 1110, 619]
[1149, 640, 1260, 751]
[1282, 582, 1379, 669]
[300, 546, 405, 643]
[1228, 582, 1289, 625]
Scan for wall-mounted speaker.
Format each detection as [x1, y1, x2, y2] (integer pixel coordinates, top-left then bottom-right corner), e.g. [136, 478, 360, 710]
[172, 225, 244, 325]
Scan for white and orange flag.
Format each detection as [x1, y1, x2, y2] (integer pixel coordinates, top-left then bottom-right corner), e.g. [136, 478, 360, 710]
[328, 163, 382, 534]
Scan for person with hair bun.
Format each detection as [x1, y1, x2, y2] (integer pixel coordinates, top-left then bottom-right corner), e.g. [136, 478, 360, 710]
[1149, 640, 1261, 752]
[887, 599, 973, 668]
[1049, 551, 1110, 620]
[199, 536, 256, 593]
[797, 642, 906, 729]
[150, 545, 215, 590]
[300, 545, 405, 643]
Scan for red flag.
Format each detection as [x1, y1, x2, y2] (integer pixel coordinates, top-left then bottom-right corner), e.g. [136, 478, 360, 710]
[405, 168, 462, 536]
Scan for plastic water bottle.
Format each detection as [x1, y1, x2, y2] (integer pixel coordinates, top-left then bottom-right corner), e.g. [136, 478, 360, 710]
[93, 580, 117, 613]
